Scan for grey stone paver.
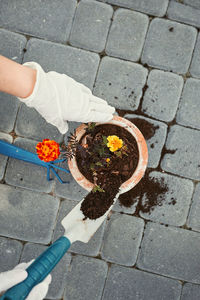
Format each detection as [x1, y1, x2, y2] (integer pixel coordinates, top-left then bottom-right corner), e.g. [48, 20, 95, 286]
[141, 69, 184, 122]
[190, 33, 200, 79]
[93, 56, 148, 110]
[15, 104, 63, 143]
[0, 132, 12, 181]
[0, 184, 59, 244]
[139, 171, 194, 226]
[105, 9, 149, 62]
[53, 199, 106, 257]
[0, 28, 27, 63]
[5, 137, 53, 192]
[24, 38, 100, 90]
[168, 1, 200, 28]
[102, 264, 182, 300]
[0, 0, 76, 43]
[0, 92, 20, 133]
[161, 125, 200, 180]
[105, 0, 169, 17]
[137, 222, 200, 283]
[0, 237, 23, 272]
[20, 243, 71, 299]
[187, 183, 200, 232]
[141, 18, 197, 74]
[176, 78, 200, 130]
[182, 0, 200, 10]
[181, 283, 200, 300]
[70, 0, 113, 53]
[101, 213, 144, 266]
[124, 114, 168, 168]
[112, 194, 140, 214]
[63, 255, 108, 300]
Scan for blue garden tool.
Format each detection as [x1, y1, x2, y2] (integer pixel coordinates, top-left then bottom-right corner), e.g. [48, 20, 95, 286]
[0, 189, 120, 300]
[0, 140, 70, 184]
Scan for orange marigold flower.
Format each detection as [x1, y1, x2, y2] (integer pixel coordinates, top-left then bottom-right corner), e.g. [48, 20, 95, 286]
[107, 135, 123, 152]
[36, 139, 60, 162]
[106, 158, 110, 162]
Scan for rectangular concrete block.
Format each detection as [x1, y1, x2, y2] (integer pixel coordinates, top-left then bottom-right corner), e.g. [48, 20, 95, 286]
[0, 237, 23, 272]
[102, 264, 182, 300]
[181, 283, 200, 300]
[137, 222, 200, 283]
[142, 18, 197, 74]
[0, 28, 26, 63]
[0, 0, 76, 43]
[161, 125, 200, 180]
[64, 255, 108, 300]
[20, 243, 71, 299]
[187, 183, 200, 232]
[176, 78, 200, 130]
[0, 132, 12, 181]
[167, 1, 200, 28]
[106, 9, 149, 62]
[0, 184, 59, 243]
[5, 137, 53, 193]
[141, 69, 184, 122]
[182, 0, 200, 9]
[24, 38, 100, 90]
[70, 0, 113, 52]
[105, 0, 169, 17]
[139, 171, 194, 226]
[101, 213, 144, 266]
[190, 33, 200, 79]
[94, 56, 148, 110]
[0, 92, 19, 133]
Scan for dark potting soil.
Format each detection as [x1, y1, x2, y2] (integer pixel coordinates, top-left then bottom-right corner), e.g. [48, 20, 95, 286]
[119, 172, 169, 214]
[117, 116, 169, 214]
[76, 124, 139, 219]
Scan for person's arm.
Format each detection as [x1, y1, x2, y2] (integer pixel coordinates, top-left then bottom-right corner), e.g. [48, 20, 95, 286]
[0, 56, 115, 134]
[0, 55, 36, 98]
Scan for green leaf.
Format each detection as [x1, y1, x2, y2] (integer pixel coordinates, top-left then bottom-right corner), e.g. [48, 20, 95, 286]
[92, 185, 105, 193]
[102, 135, 108, 146]
[90, 163, 95, 170]
[95, 161, 103, 166]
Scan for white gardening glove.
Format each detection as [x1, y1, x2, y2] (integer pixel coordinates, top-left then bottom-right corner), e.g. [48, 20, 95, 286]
[18, 62, 115, 134]
[0, 261, 52, 300]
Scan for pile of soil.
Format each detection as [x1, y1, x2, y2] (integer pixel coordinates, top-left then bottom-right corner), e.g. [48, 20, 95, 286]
[117, 117, 168, 213]
[119, 172, 169, 214]
[75, 124, 139, 219]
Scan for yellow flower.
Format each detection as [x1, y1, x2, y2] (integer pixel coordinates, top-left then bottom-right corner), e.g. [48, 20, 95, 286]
[106, 158, 110, 162]
[107, 135, 123, 152]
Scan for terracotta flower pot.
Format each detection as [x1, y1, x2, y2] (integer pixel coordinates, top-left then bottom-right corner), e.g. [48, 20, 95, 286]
[68, 116, 148, 194]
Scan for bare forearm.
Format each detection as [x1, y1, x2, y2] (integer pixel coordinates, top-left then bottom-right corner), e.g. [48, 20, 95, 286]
[0, 55, 36, 98]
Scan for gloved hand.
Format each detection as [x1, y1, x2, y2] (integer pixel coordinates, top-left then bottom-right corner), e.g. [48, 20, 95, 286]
[0, 261, 52, 300]
[18, 62, 115, 134]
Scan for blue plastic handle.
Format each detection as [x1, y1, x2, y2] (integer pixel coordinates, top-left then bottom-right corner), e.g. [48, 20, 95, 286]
[0, 140, 70, 183]
[0, 236, 71, 300]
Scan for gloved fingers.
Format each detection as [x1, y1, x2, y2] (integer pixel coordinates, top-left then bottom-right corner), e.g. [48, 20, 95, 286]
[0, 269, 27, 293]
[81, 110, 114, 123]
[80, 83, 92, 95]
[89, 100, 115, 114]
[90, 95, 109, 105]
[26, 279, 50, 300]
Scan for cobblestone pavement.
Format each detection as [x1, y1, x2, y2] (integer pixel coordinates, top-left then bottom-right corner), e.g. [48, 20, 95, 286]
[0, 1, 200, 299]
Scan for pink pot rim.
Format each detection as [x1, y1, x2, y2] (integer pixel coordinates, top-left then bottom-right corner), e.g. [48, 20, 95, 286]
[68, 116, 148, 194]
